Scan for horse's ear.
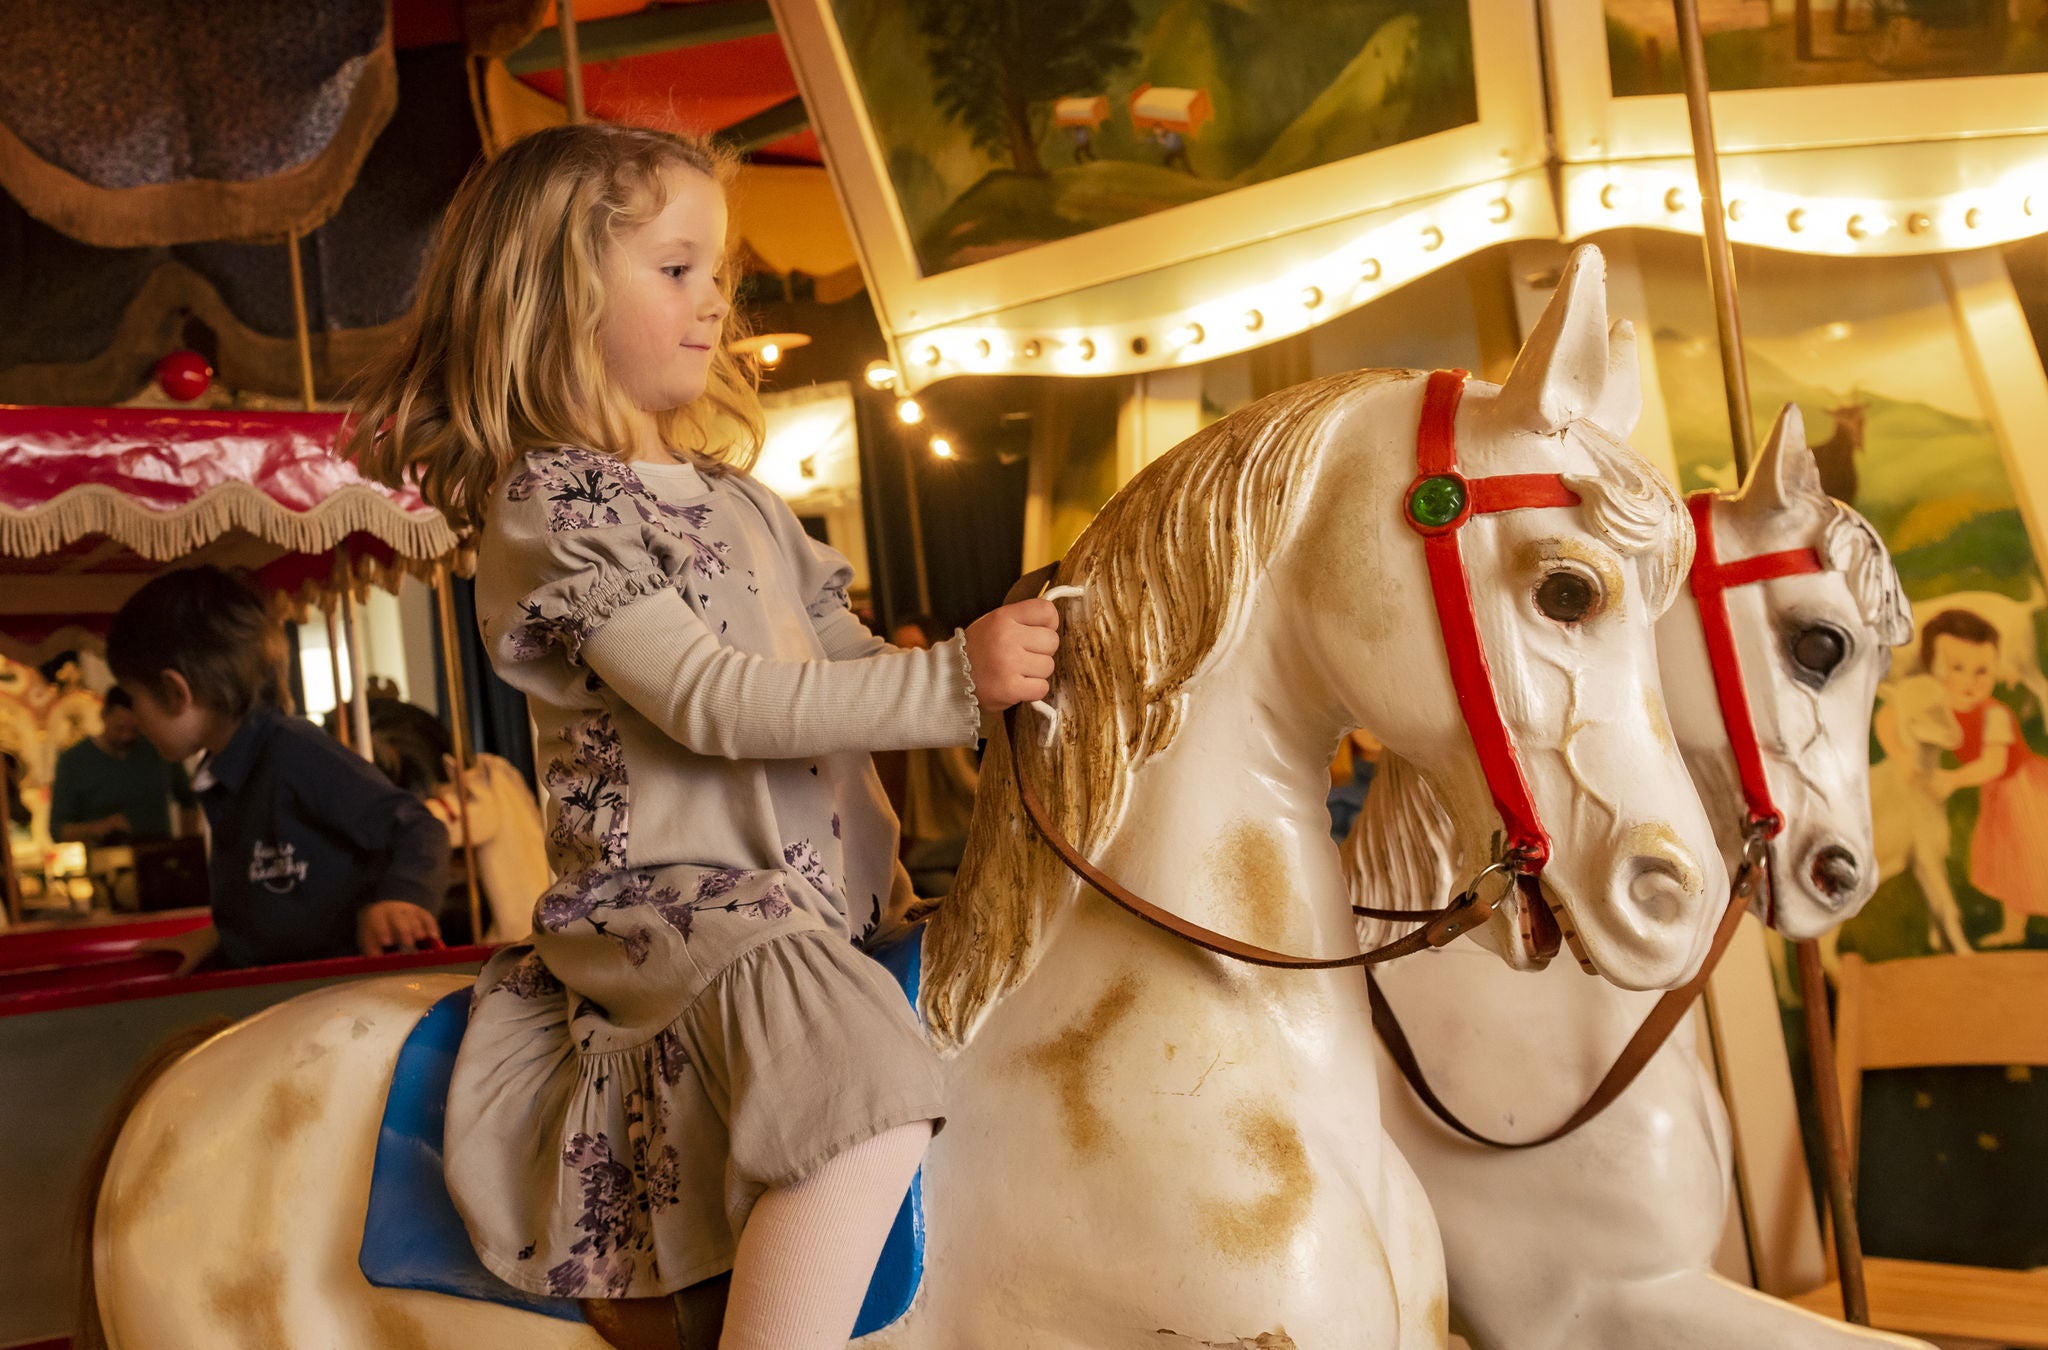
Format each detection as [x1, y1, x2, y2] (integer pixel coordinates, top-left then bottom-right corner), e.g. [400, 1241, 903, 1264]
[1737, 403, 1828, 513]
[1496, 244, 1615, 436]
[1589, 318, 1642, 438]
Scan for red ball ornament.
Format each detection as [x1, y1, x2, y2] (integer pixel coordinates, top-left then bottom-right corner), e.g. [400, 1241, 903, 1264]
[156, 350, 212, 401]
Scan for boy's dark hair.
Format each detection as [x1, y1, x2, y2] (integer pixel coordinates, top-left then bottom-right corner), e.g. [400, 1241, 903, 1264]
[1921, 608, 1999, 670]
[100, 686, 134, 713]
[105, 566, 289, 720]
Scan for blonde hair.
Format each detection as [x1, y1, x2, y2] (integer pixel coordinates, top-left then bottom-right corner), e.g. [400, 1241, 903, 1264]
[346, 123, 763, 532]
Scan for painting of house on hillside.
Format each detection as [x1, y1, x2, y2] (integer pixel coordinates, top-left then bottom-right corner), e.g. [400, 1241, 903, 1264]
[827, 0, 1477, 275]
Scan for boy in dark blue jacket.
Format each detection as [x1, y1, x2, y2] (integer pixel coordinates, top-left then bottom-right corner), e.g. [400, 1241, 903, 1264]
[105, 566, 449, 969]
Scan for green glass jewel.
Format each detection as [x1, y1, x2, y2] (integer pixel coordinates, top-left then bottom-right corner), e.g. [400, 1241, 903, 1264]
[1408, 474, 1466, 528]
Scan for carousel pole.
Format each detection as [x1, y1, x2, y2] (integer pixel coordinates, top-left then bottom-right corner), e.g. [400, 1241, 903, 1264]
[286, 227, 318, 413]
[559, 0, 587, 125]
[324, 604, 353, 752]
[434, 566, 485, 945]
[337, 549, 375, 763]
[1671, 0, 1869, 1325]
[1672, 0, 1756, 477]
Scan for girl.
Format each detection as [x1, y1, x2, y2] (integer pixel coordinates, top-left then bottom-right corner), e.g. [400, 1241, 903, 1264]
[349, 122, 1058, 1347]
[1917, 607, 2048, 946]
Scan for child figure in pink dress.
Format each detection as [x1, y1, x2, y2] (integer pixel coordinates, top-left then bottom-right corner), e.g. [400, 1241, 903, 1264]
[1922, 608, 2048, 946]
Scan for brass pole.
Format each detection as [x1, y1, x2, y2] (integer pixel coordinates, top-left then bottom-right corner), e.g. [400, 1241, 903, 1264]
[559, 0, 587, 125]
[286, 227, 318, 412]
[1672, 0, 1757, 478]
[337, 550, 375, 763]
[434, 569, 485, 944]
[324, 604, 352, 752]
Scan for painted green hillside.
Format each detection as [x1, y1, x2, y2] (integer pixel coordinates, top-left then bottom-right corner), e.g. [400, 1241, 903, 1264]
[1653, 328, 2035, 602]
[831, 0, 1476, 274]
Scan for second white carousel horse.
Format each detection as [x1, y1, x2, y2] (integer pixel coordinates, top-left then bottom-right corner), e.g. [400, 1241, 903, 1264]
[1352, 405, 1928, 1350]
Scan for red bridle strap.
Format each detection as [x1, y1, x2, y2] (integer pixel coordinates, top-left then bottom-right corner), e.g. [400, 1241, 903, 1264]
[1685, 491, 1825, 837]
[1406, 369, 1582, 874]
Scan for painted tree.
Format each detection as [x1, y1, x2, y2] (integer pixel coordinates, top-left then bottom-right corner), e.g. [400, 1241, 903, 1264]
[907, 0, 1138, 176]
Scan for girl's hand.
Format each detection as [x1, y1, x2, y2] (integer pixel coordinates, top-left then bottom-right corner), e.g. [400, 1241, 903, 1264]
[964, 598, 1061, 710]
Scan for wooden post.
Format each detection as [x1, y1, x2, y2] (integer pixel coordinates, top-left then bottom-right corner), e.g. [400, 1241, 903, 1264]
[324, 604, 352, 752]
[1797, 933, 1871, 1324]
[434, 569, 485, 945]
[286, 227, 318, 412]
[0, 759, 22, 926]
[559, 0, 587, 125]
[901, 437, 932, 616]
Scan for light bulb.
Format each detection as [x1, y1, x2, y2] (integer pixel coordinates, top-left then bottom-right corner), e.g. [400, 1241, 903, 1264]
[896, 398, 925, 425]
[863, 360, 898, 389]
[930, 436, 955, 460]
[758, 341, 782, 366]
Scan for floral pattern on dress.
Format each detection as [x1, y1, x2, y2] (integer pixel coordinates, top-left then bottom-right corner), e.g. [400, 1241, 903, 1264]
[496, 951, 563, 1000]
[553, 1131, 645, 1296]
[649, 869, 794, 941]
[784, 838, 842, 904]
[544, 713, 629, 874]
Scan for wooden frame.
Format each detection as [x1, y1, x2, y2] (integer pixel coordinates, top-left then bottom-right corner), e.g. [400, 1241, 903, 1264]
[1543, 0, 2048, 257]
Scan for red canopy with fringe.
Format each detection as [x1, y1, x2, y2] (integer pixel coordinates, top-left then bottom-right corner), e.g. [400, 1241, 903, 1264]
[0, 405, 459, 661]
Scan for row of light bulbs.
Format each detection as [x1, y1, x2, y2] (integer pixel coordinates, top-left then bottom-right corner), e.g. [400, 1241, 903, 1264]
[869, 177, 1540, 394]
[1572, 165, 2046, 253]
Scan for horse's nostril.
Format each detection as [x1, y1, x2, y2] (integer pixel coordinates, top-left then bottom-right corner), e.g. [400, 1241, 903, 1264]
[1811, 845, 1860, 902]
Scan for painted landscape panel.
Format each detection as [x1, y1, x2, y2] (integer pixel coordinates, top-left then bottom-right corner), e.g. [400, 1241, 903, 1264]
[827, 0, 1478, 275]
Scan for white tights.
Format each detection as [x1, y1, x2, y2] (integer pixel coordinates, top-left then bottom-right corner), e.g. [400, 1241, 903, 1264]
[718, 1121, 933, 1349]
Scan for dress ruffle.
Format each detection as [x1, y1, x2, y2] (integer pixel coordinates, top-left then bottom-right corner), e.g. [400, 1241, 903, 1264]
[444, 886, 941, 1300]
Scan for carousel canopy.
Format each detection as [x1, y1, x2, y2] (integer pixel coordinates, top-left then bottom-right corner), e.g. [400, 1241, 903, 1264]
[0, 405, 458, 662]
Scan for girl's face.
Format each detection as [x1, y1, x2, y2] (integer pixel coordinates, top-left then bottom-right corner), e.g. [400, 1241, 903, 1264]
[598, 168, 731, 422]
[1930, 632, 1998, 710]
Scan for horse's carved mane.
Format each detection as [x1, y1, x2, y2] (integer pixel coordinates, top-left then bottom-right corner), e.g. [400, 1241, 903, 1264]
[1341, 753, 1456, 948]
[922, 369, 1402, 1048]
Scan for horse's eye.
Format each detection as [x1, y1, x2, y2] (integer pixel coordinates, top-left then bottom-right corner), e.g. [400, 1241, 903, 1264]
[1792, 626, 1847, 677]
[1535, 570, 1596, 624]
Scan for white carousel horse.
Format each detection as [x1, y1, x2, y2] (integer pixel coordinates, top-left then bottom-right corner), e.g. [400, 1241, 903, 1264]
[1350, 406, 1929, 1349]
[81, 244, 1725, 1350]
[426, 751, 550, 941]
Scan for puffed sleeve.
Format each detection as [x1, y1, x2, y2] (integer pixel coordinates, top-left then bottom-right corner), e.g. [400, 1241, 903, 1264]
[472, 448, 702, 708]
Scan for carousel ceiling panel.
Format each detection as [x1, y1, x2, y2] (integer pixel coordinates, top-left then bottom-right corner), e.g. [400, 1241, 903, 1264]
[0, 0, 398, 248]
[0, 45, 482, 408]
[767, 0, 1551, 391]
[0, 405, 459, 632]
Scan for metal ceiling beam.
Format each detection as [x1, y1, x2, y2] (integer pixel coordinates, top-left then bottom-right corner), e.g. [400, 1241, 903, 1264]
[505, 0, 776, 74]
[718, 96, 811, 154]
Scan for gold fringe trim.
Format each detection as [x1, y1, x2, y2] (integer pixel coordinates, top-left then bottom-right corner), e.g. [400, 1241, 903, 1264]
[0, 482, 459, 566]
[0, 35, 397, 248]
[0, 260, 407, 407]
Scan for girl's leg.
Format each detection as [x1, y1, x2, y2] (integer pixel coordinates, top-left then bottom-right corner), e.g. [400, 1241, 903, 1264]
[719, 1121, 932, 1350]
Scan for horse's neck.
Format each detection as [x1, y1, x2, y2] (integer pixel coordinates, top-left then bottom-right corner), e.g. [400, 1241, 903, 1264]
[1085, 647, 1360, 958]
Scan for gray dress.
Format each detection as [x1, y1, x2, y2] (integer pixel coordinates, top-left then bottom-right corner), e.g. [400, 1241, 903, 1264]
[443, 447, 978, 1300]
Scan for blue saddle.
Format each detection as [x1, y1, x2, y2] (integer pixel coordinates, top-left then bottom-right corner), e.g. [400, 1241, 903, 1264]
[359, 928, 929, 1335]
